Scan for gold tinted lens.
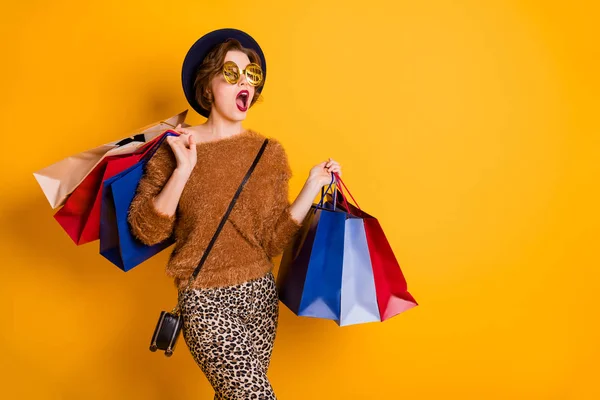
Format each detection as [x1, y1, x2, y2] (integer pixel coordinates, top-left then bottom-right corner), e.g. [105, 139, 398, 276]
[222, 61, 240, 84]
[244, 63, 263, 86]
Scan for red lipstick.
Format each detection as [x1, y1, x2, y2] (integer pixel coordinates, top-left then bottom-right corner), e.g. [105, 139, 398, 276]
[236, 90, 249, 112]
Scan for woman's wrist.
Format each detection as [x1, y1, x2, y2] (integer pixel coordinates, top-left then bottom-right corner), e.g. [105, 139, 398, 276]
[172, 168, 192, 183]
[289, 177, 322, 225]
[304, 176, 323, 197]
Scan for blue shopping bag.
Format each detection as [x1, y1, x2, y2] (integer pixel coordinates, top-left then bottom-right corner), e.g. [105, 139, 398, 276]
[278, 178, 383, 326]
[339, 217, 381, 326]
[278, 203, 346, 321]
[277, 206, 322, 315]
[99, 130, 178, 271]
[277, 181, 346, 322]
[297, 207, 346, 320]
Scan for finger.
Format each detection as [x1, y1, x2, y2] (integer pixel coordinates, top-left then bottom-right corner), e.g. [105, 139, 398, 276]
[170, 140, 188, 158]
[172, 138, 186, 150]
[166, 137, 182, 154]
[167, 135, 180, 148]
[180, 136, 190, 149]
[177, 139, 189, 150]
[183, 137, 194, 150]
[167, 135, 181, 145]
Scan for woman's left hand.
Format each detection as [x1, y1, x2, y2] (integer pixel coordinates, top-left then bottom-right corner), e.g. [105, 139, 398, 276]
[308, 158, 343, 188]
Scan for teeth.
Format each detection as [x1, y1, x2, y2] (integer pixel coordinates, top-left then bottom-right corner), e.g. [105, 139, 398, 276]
[238, 92, 248, 108]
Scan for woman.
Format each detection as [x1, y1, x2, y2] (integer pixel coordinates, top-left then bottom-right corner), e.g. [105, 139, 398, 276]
[127, 29, 342, 398]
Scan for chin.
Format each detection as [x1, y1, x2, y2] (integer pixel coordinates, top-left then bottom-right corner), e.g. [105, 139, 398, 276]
[230, 109, 248, 121]
[225, 114, 246, 123]
[213, 106, 247, 122]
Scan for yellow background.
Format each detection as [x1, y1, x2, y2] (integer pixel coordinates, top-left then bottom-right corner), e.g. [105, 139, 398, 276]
[1, 0, 598, 398]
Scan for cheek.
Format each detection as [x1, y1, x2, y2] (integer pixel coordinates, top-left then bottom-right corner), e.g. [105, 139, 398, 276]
[212, 82, 235, 106]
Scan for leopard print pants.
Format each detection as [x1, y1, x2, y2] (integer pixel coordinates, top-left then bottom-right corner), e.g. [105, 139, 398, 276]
[177, 272, 279, 399]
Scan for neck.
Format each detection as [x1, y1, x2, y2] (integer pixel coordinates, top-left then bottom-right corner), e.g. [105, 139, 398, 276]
[196, 109, 245, 139]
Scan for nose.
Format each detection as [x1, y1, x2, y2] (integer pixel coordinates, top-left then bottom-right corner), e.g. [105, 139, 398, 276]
[237, 71, 248, 86]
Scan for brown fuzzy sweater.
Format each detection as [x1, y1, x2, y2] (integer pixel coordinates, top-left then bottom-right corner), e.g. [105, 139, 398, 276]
[127, 129, 303, 290]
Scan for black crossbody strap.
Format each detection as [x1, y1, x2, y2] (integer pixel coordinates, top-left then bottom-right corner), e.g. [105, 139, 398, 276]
[185, 138, 269, 288]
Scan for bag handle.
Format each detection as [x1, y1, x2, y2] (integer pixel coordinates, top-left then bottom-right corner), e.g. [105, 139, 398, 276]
[317, 174, 337, 210]
[332, 172, 361, 211]
[316, 172, 360, 216]
[115, 120, 179, 147]
[139, 130, 180, 162]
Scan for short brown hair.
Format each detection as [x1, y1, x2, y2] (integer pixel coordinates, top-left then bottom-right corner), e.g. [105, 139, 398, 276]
[193, 39, 263, 114]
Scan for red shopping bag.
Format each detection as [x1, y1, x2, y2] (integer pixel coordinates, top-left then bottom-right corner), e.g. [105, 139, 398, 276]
[331, 173, 418, 321]
[53, 135, 166, 245]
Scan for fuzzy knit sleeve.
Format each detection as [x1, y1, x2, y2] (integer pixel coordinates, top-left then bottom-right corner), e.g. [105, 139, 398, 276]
[127, 141, 177, 246]
[259, 139, 303, 258]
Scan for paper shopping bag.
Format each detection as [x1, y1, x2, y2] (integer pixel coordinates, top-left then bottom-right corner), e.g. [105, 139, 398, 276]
[339, 217, 381, 326]
[292, 207, 345, 321]
[278, 202, 380, 326]
[364, 217, 418, 320]
[34, 110, 189, 209]
[333, 174, 418, 321]
[99, 130, 179, 271]
[53, 134, 165, 245]
[278, 174, 417, 326]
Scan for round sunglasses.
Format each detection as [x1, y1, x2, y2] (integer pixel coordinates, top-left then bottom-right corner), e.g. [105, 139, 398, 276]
[222, 61, 264, 87]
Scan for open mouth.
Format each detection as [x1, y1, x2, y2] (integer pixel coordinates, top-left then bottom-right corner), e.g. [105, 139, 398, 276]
[236, 90, 249, 112]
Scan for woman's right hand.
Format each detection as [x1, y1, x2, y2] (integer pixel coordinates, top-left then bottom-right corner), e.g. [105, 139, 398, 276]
[167, 124, 197, 178]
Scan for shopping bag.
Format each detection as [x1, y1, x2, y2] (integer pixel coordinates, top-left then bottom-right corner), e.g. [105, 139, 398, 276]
[278, 174, 417, 326]
[339, 217, 381, 325]
[53, 134, 167, 245]
[364, 217, 418, 320]
[277, 181, 347, 323]
[278, 188, 379, 326]
[332, 174, 418, 321]
[99, 130, 179, 271]
[33, 110, 189, 209]
[298, 207, 346, 321]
